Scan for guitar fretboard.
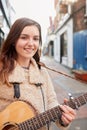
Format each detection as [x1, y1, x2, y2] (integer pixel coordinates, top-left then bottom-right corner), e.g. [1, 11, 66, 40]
[18, 92, 87, 130]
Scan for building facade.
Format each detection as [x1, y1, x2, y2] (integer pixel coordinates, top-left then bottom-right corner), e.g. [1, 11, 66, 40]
[45, 0, 87, 70]
[0, 0, 15, 48]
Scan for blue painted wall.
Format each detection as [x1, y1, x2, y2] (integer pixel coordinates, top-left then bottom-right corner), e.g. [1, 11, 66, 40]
[73, 30, 87, 70]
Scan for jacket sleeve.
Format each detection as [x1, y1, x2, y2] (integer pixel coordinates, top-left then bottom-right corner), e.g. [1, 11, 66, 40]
[42, 68, 70, 130]
[42, 68, 59, 108]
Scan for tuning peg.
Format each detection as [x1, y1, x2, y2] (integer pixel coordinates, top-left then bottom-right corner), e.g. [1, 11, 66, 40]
[68, 93, 74, 100]
[68, 93, 79, 110]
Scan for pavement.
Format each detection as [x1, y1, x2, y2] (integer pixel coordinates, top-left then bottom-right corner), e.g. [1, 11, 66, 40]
[41, 56, 87, 130]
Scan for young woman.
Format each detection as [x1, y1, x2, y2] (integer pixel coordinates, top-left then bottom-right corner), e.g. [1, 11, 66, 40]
[0, 18, 76, 130]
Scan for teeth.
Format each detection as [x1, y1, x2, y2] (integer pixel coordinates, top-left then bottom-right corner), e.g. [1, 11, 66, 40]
[25, 48, 34, 52]
[25, 48, 33, 50]
[25, 48, 33, 49]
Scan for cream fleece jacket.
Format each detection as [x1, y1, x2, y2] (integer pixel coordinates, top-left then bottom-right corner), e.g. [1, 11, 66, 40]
[0, 58, 69, 130]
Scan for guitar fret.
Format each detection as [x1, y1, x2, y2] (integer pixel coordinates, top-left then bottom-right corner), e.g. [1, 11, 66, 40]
[79, 95, 86, 105]
[44, 111, 50, 122]
[42, 112, 50, 124]
[50, 107, 59, 121]
[78, 96, 82, 106]
[16, 93, 87, 130]
[24, 120, 32, 130]
[82, 95, 87, 103]
[30, 118, 38, 130]
[36, 115, 44, 128]
[18, 124, 23, 130]
[23, 123, 28, 130]
[84, 93, 87, 101]
[78, 96, 84, 106]
[55, 106, 62, 117]
[28, 120, 37, 130]
[32, 116, 41, 129]
[47, 109, 55, 121]
[68, 100, 76, 109]
[23, 123, 29, 130]
[33, 116, 42, 129]
[19, 123, 27, 130]
[20, 120, 35, 130]
[75, 98, 82, 107]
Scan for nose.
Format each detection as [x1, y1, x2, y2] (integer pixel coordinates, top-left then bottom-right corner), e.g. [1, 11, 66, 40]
[28, 38, 33, 45]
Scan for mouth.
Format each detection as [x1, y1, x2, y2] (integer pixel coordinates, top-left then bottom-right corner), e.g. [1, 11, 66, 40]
[24, 48, 34, 53]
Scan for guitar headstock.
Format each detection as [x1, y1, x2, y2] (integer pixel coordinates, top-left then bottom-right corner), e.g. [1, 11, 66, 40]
[63, 92, 87, 110]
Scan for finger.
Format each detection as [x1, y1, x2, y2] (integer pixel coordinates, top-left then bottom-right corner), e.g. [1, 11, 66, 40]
[61, 114, 70, 125]
[61, 111, 75, 126]
[60, 105, 76, 116]
[62, 112, 75, 121]
[64, 98, 68, 103]
[64, 105, 76, 116]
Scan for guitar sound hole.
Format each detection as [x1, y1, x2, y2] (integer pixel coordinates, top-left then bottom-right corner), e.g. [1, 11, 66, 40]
[2, 123, 18, 130]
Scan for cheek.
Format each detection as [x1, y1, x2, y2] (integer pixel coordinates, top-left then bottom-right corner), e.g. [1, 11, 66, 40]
[16, 39, 25, 47]
[35, 43, 39, 49]
[15, 41, 24, 52]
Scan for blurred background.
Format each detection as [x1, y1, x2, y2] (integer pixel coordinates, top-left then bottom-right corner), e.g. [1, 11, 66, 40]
[0, 0, 87, 71]
[0, 0, 87, 129]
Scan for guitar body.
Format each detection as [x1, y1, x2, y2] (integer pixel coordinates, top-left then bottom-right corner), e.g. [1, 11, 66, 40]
[0, 93, 87, 130]
[0, 101, 35, 130]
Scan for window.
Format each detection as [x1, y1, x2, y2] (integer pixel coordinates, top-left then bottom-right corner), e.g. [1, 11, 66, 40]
[60, 32, 67, 57]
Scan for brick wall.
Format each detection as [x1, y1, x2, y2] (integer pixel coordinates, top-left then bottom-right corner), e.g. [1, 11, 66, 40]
[73, 0, 87, 32]
[53, 0, 87, 32]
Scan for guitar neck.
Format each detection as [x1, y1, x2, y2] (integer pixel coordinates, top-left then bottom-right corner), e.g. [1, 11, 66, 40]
[18, 92, 87, 130]
[67, 93, 87, 109]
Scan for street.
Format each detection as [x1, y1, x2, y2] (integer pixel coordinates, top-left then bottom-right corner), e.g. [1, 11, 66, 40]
[41, 56, 87, 130]
[1, 0, 87, 130]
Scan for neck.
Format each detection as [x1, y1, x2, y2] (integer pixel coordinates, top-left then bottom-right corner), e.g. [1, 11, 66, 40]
[17, 59, 30, 69]
[22, 66, 29, 70]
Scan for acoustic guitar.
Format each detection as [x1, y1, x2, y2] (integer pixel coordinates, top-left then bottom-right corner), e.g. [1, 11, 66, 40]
[0, 92, 87, 130]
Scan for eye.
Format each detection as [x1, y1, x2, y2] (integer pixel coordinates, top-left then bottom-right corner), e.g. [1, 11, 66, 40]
[20, 36, 27, 39]
[33, 37, 40, 41]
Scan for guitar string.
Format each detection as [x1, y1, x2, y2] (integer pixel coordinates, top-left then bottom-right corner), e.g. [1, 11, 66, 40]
[2, 93, 87, 130]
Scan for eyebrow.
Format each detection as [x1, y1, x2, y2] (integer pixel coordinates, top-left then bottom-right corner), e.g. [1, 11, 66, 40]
[20, 34, 40, 37]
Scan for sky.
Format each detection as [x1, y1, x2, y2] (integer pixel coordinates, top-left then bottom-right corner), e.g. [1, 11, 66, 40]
[9, 0, 55, 43]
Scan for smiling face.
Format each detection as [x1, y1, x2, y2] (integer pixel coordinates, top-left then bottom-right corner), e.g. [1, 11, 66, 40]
[15, 25, 40, 65]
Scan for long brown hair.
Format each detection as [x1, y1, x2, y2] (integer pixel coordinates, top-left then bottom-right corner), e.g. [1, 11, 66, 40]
[0, 17, 42, 84]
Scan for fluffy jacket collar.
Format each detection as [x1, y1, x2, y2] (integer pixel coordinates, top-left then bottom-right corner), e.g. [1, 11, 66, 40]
[8, 58, 44, 84]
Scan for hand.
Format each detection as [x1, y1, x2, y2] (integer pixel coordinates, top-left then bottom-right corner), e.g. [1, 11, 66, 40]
[59, 99, 76, 126]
